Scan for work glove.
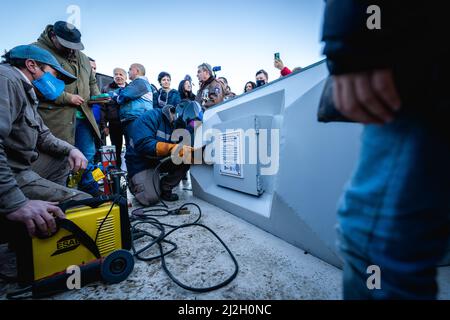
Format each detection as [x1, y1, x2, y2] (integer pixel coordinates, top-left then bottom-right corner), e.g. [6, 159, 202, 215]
[156, 143, 197, 164]
[156, 142, 178, 157]
[180, 145, 196, 164]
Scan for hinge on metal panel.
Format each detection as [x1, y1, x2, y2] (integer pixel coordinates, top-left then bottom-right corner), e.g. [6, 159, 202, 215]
[257, 175, 264, 195]
[254, 116, 260, 135]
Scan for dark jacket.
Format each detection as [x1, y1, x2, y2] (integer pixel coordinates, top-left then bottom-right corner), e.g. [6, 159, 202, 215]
[153, 88, 181, 109]
[125, 107, 175, 178]
[322, 1, 449, 113]
[0, 64, 75, 215]
[178, 80, 196, 101]
[101, 82, 125, 127]
[33, 25, 101, 145]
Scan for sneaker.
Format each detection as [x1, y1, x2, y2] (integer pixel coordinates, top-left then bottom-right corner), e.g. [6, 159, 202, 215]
[161, 191, 179, 202]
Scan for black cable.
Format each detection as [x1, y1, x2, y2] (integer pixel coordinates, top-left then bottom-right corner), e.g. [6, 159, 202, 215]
[160, 223, 239, 293]
[126, 155, 239, 292]
[0, 273, 17, 284]
[5, 286, 33, 300]
[131, 201, 239, 292]
[94, 195, 121, 245]
[131, 220, 178, 262]
[131, 202, 202, 227]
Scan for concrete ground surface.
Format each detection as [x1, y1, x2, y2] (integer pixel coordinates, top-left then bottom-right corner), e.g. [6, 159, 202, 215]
[1, 179, 449, 300]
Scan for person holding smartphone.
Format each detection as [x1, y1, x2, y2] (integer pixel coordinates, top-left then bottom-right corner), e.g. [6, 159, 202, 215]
[274, 53, 293, 77]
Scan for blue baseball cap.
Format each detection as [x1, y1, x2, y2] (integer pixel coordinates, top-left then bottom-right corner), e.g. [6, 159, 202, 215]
[7, 45, 77, 84]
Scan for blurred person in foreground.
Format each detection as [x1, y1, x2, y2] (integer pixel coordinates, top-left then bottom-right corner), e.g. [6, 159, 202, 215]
[322, 1, 449, 300]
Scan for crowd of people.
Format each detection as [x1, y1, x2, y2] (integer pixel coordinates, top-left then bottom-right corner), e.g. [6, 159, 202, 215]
[87, 35, 300, 198]
[0, 20, 302, 241]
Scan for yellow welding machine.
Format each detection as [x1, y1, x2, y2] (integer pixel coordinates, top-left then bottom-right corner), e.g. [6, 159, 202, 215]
[12, 196, 133, 296]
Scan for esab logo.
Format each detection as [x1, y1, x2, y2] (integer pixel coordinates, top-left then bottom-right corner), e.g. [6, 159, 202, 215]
[51, 235, 80, 256]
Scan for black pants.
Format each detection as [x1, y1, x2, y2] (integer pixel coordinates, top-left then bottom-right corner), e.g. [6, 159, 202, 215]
[109, 121, 124, 168]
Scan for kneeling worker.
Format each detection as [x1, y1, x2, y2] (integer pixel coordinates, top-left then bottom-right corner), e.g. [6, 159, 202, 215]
[0, 45, 90, 240]
[126, 102, 203, 206]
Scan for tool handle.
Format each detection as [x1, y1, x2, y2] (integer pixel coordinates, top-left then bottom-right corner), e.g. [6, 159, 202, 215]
[58, 195, 123, 213]
[56, 218, 102, 259]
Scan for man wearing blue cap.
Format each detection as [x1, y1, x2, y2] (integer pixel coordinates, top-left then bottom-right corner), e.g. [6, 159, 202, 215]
[0, 45, 90, 239]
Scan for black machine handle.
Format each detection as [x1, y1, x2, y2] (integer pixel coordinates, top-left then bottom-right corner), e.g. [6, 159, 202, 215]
[50, 195, 127, 258]
[56, 218, 101, 259]
[58, 195, 125, 213]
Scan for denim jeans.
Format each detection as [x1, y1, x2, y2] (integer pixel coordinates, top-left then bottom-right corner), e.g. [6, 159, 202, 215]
[338, 112, 450, 300]
[75, 119, 96, 164]
[75, 119, 99, 194]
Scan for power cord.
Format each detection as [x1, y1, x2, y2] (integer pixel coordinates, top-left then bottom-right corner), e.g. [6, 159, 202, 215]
[129, 157, 239, 293]
[0, 273, 17, 284]
[130, 203, 239, 293]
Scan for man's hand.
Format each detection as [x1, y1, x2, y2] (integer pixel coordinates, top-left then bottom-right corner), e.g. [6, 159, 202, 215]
[7, 201, 65, 238]
[274, 59, 285, 71]
[68, 149, 88, 173]
[333, 69, 402, 124]
[103, 127, 110, 137]
[70, 94, 85, 106]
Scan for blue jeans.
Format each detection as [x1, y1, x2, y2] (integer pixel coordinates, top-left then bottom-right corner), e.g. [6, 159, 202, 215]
[338, 112, 450, 300]
[75, 119, 99, 194]
[75, 119, 96, 163]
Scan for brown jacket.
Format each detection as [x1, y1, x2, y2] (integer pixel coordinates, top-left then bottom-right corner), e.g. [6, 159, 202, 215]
[0, 64, 75, 215]
[195, 77, 225, 109]
[33, 25, 101, 145]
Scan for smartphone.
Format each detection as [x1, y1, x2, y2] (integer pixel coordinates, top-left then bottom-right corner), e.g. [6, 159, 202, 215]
[274, 52, 281, 60]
